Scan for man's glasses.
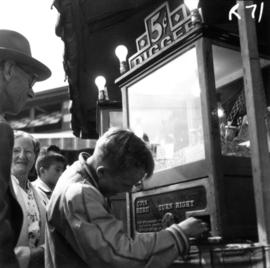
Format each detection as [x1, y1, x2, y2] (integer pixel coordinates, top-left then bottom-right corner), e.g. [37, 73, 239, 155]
[16, 64, 37, 91]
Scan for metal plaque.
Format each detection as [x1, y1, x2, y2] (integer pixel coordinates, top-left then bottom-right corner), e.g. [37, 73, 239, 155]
[134, 186, 207, 232]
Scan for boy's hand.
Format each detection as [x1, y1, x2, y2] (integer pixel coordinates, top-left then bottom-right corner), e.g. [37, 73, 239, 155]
[178, 217, 208, 237]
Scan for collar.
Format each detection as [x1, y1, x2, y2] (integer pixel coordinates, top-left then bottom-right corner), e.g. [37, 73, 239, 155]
[12, 175, 20, 185]
[78, 152, 99, 189]
[11, 175, 30, 190]
[34, 177, 51, 193]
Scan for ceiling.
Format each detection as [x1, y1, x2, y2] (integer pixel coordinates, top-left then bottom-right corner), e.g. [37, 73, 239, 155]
[53, 0, 270, 138]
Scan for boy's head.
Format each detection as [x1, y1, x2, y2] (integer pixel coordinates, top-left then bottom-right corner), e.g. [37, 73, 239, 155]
[90, 128, 154, 196]
[36, 147, 67, 190]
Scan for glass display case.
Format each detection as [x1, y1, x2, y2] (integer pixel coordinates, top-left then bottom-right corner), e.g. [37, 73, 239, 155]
[115, 1, 270, 244]
[128, 47, 205, 171]
[212, 45, 270, 158]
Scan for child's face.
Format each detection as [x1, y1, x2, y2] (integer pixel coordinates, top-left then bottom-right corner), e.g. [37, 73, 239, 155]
[42, 161, 66, 189]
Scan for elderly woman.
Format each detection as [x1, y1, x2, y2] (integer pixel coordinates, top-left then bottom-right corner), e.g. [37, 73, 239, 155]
[11, 131, 46, 268]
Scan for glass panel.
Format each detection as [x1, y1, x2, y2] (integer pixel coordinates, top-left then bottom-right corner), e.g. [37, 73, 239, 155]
[128, 47, 205, 172]
[213, 45, 270, 157]
[109, 111, 122, 128]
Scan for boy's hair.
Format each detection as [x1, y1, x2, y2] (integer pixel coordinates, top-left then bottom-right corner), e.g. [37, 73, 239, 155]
[94, 128, 154, 178]
[47, 145, 61, 154]
[35, 146, 67, 177]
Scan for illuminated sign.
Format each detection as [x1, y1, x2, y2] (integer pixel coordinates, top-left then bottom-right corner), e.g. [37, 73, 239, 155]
[129, 2, 195, 70]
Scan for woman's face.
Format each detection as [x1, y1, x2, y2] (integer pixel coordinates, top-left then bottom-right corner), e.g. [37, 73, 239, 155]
[11, 136, 36, 178]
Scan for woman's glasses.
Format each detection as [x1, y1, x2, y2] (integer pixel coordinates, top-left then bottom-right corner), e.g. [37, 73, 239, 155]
[13, 147, 34, 158]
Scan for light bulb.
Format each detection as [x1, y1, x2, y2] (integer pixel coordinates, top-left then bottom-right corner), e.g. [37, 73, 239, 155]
[115, 45, 129, 74]
[217, 103, 225, 118]
[95, 76, 106, 91]
[95, 76, 108, 101]
[184, 0, 199, 11]
[115, 45, 128, 62]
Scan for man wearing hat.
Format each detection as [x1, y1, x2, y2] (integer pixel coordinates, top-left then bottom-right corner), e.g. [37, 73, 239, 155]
[0, 29, 51, 268]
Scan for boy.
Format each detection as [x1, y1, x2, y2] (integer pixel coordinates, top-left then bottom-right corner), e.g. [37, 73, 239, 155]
[33, 147, 67, 205]
[45, 128, 207, 268]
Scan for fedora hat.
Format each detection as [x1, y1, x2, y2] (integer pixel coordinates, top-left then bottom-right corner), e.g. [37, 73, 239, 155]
[0, 29, 51, 81]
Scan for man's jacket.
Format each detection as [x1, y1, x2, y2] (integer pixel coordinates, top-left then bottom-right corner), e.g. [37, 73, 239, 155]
[45, 153, 189, 268]
[0, 121, 23, 268]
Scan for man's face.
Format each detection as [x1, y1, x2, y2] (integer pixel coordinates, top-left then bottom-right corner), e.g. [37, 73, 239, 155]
[3, 63, 35, 115]
[98, 167, 146, 197]
[41, 161, 66, 190]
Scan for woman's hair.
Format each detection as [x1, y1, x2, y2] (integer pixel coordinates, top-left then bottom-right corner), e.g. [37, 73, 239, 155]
[94, 128, 154, 178]
[13, 130, 40, 157]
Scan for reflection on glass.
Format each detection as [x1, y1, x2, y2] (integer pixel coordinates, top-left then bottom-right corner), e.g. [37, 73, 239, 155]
[109, 111, 122, 128]
[213, 45, 270, 157]
[128, 48, 205, 172]
[213, 45, 270, 89]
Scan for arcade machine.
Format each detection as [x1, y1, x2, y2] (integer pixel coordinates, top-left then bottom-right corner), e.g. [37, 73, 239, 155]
[115, 1, 270, 266]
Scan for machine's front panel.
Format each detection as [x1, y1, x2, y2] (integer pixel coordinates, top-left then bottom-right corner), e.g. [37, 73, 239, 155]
[132, 179, 211, 234]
